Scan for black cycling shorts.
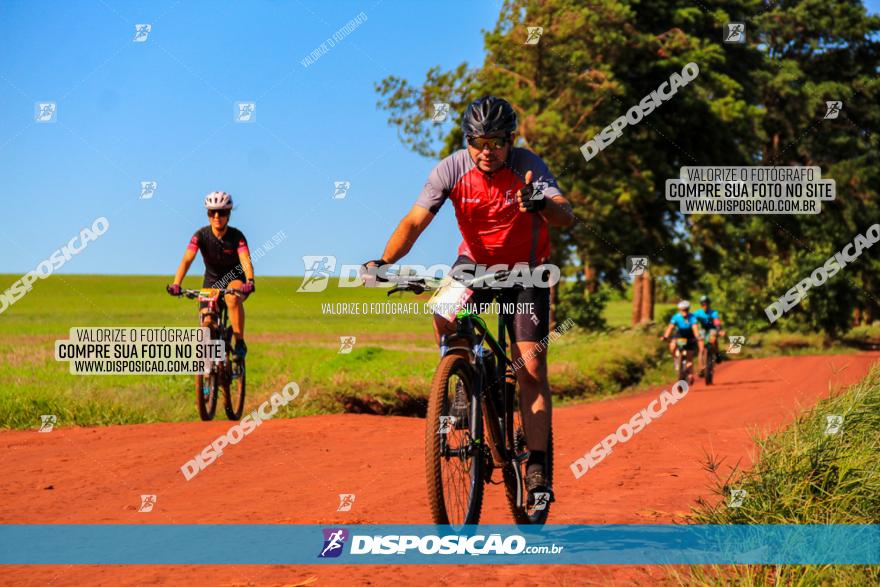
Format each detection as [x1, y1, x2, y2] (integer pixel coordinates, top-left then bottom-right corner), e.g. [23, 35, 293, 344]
[672, 335, 698, 351]
[450, 255, 550, 344]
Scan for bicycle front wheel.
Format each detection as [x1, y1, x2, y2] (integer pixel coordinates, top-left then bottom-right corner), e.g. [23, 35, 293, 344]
[677, 350, 689, 382]
[425, 353, 484, 527]
[222, 354, 246, 420]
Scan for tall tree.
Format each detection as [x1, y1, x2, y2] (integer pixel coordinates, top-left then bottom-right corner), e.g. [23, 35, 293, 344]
[690, 0, 880, 336]
[376, 0, 879, 335]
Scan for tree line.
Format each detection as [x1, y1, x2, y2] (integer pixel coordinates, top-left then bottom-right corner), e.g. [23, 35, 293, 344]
[375, 0, 880, 337]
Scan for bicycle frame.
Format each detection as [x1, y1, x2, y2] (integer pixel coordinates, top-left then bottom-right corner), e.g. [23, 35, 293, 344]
[442, 307, 522, 482]
[193, 289, 235, 369]
[391, 271, 552, 523]
[205, 299, 232, 352]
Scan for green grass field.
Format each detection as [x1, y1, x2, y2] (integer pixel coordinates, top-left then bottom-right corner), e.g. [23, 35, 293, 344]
[0, 274, 674, 429]
[2, 274, 870, 430]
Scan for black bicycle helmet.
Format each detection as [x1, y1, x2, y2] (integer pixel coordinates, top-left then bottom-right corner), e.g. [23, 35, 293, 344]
[699, 295, 711, 304]
[461, 96, 517, 138]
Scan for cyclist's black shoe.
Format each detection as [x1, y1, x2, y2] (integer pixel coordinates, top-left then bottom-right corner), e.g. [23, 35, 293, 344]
[234, 339, 247, 358]
[525, 469, 555, 505]
[526, 469, 547, 491]
[450, 382, 469, 429]
[699, 367, 706, 377]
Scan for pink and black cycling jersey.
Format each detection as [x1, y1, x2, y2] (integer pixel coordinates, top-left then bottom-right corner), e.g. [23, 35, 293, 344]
[187, 226, 250, 287]
[415, 148, 562, 266]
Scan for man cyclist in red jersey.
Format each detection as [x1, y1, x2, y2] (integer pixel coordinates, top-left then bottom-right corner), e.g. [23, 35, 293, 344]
[363, 96, 573, 501]
[166, 192, 255, 357]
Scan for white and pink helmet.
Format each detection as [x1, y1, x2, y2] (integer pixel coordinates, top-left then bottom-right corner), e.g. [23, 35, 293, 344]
[204, 191, 233, 210]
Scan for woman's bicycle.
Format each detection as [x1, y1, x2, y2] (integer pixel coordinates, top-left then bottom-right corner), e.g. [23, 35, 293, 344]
[700, 329, 718, 385]
[662, 335, 695, 385]
[384, 271, 553, 527]
[176, 288, 246, 421]
[672, 337, 695, 385]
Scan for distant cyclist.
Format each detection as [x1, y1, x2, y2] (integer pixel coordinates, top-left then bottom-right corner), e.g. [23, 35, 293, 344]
[166, 192, 255, 357]
[693, 295, 726, 375]
[661, 300, 701, 383]
[363, 96, 574, 501]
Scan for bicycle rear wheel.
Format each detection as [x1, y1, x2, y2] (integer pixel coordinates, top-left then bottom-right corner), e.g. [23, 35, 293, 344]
[425, 353, 484, 527]
[195, 369, 218, 421]
[503, 376, 553, 525]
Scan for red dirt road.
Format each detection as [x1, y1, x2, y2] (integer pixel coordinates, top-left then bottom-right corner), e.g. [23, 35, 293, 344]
[2, 353, 877, 586]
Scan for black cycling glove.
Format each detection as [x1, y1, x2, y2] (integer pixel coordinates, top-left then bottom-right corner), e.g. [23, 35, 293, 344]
[519, 183, 547, 212]
[361, 259, 389, 282]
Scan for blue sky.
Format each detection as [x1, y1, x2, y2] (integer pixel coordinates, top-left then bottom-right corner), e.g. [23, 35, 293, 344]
[0, 0, 500, 277]
[2, 1, 878, 278]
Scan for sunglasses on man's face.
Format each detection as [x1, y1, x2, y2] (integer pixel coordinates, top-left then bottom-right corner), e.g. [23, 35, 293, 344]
[467, 135, 511, 151]
[207, 209, 230, 217]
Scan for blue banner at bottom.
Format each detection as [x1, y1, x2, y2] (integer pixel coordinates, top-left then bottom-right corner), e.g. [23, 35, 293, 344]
[1, 524, 877, 564]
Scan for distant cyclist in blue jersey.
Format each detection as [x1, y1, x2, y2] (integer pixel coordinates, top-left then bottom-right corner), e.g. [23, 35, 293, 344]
[692, 295, 726, 376]
[660, 300, 701, 383]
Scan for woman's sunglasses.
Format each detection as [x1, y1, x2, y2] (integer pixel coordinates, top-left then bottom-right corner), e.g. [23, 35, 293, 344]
[207, 209, 231, 217]
[467, 135, 511, 150]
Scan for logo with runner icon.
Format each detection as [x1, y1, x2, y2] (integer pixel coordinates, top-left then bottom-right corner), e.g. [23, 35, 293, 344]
[723, 23, 746, 44]
[532, 181, 548, 199]
[728, 488, 747, 508]
[298, 255, 337, 292]
[525, 26, 543, 45]
[234, 102, 256, 123]
[133, 24, 152, 42]
[627, 256, 649, 276]
[337, 493, 356, 512]
[38, 414, 57, 433]
[140, 181, 158, 200]
[824, 415, 843, 435]
[138, 494, 157, 512]
[35, 102, 57, 123]
[533, 492, 550, 511]
[727, 335, 746, 354]
[432, 102, 450, 123]
[437, 415, 457, 435]
[824, 101, 842, 120]
[338, 336, 356, 354]
[333, 181, 351, 200]
[318, 528, 349, 558]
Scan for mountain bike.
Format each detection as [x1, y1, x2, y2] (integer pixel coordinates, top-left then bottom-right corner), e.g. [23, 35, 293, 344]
[385, 271, 553, 527]
[176, 288, 246, 421]
[700, 329, 718, 385]
[665, 336, 695, 385]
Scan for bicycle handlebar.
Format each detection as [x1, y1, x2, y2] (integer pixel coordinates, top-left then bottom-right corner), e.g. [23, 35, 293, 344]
[177, 288, 243, 299]
[378, 270, 514, 296]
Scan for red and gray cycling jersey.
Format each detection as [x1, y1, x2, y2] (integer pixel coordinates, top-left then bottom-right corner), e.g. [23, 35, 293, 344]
[415, 148, 562, 266]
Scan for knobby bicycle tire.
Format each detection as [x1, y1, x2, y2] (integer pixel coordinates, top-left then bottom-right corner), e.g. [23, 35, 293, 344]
[425, 352, 484, 527]
[222, 354, 246, 420]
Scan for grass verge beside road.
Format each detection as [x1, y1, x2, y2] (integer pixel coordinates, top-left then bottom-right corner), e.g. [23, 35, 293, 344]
[673, 364, 880, 585]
